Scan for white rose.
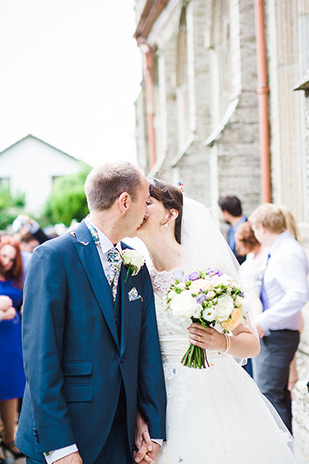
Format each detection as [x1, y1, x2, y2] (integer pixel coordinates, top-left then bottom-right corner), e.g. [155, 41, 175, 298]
[212, 274, 234, 287]
[122, 249, 144, 268]
[167, 290, 177, 300]
[170, 291, 201, 320]
[122, 250, 145, 277]
[189, 278, 213, 295]
[234, 295, 243, 308]
[175, 282, 186, 291]
[214, 295, 234, 322]
[206, 290, 216, 300]
[202, 307, 216, 322]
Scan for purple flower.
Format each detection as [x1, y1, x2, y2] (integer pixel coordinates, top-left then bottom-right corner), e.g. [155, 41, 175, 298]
[174, 270, 185, 282]
[207, 268, 223, 277]
[188, 271, 200, 281]
[196, 293, 207, 304]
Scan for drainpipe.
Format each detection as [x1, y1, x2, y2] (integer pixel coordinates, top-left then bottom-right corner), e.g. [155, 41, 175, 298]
[143, 47, 156, 169]
[255, 0, 271, 203]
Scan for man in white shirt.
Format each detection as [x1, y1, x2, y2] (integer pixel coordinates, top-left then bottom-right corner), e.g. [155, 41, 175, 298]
[249, 203, 309, 433]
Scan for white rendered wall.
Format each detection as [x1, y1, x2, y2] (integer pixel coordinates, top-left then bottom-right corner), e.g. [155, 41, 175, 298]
[0, 136, 80, 214]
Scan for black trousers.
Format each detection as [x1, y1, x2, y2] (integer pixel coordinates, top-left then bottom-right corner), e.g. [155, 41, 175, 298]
[253, 329, 300, 433]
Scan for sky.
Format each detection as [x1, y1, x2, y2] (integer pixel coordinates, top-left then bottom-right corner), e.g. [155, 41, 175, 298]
[0, 0, 142, 166]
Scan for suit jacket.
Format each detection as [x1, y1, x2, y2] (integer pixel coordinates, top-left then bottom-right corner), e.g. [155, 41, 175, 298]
[15, 220, 167, 463]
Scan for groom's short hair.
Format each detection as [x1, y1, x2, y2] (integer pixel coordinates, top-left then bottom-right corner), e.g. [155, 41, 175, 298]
[85, 162, 143, 211]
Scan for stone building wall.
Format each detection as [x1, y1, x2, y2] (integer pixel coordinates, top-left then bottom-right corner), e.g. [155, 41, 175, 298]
[134, 0, 309, 455]
[139, 0, 261, 218]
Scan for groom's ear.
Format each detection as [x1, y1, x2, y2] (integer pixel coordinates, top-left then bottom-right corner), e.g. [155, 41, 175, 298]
[118, 192, 132, 213]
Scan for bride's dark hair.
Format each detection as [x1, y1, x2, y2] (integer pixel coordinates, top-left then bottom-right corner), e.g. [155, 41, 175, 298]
[148, 178, 183, 244]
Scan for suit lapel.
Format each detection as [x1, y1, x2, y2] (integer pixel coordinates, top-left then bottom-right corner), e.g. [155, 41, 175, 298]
[73, 221, 119, 351]
[118, 242, 137, 356]
[119, 263, 130, 357]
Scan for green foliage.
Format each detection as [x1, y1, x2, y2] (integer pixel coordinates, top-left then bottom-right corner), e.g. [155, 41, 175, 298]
[0, 185, 26, 230]
[42, 162, 92, 226]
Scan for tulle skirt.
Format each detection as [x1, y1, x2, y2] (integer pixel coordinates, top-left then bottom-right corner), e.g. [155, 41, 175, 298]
[156, 336, 302, 464]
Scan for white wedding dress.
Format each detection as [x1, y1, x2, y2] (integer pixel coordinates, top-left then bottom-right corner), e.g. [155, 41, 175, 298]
[151, 267, 301, 464]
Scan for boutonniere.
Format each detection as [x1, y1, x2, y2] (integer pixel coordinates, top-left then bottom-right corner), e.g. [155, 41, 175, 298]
[122, 249, 145, 282]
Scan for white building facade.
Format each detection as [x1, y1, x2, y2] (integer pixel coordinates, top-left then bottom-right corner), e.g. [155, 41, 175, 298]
[0, 135, 82, 214]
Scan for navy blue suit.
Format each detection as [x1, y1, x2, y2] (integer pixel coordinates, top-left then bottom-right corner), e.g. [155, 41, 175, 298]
[15, 221, 166, 463]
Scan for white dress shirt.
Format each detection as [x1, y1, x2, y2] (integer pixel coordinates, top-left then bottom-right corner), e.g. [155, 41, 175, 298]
[256, 231, 309, 332]
[45, 221, 161, 463]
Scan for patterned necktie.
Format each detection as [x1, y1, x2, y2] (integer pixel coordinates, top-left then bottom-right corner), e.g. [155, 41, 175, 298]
[107, 247, 122, 302]
[85, 217, 122, 302]
[260, 253, 271, 311]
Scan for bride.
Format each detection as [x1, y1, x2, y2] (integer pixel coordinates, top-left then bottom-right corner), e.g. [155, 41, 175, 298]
[133, 178, 302, 464]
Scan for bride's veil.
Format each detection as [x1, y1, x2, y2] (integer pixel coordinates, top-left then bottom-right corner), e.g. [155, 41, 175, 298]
[181, 197, 258, 346]
[181, 197, 240, 279]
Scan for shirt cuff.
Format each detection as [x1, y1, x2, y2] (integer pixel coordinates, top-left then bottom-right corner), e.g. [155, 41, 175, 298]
[152, 439, 163, 447]
[28, 220, 40, 234]
[256, 312, 269, 332]
[44, 445, 78, 464]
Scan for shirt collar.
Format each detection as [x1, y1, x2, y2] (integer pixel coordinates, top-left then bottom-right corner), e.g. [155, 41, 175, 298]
[231, 215, 247, 232]
[86, 217, 122, 255]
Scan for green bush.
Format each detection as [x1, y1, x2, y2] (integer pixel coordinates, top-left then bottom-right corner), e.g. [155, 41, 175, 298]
[0, 186, 26, 230]
[41, 162, 92, 227]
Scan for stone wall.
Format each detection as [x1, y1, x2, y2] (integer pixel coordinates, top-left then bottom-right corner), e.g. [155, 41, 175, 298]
[134, 0, 309, 454]
[293, 303, 309, 462]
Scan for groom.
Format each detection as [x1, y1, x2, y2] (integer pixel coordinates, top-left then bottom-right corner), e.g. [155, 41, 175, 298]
[16, 162, 166, 464]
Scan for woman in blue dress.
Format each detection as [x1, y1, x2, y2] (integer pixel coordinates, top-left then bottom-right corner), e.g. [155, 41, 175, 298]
[0, 235, 25, 458]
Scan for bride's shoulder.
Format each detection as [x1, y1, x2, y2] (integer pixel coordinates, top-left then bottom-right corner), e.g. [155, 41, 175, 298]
[149, 266, 182, 277]
[149, 266, 182, 291]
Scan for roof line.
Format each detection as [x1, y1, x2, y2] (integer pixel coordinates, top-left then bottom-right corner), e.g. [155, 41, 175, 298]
[0, 134, 80, 161]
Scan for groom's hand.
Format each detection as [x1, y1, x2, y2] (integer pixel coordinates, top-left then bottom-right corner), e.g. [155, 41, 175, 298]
[134, 441, 160, 463]
[54, 452, 83, 464]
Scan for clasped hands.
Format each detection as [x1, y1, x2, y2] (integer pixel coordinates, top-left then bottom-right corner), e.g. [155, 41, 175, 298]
[133, 411, 160, 464]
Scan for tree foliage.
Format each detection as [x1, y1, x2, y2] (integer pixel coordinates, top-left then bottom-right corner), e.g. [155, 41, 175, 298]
[0, 186, 26, 230]
[42, 162, 92, 226]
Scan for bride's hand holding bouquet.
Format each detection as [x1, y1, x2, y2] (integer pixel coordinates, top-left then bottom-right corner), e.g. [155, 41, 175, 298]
[187, 323, 227, 353]
[165, 268, 247, 368]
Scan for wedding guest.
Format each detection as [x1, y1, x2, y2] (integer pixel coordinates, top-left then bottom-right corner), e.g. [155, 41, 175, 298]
[279, 206, 301, 243]
[234, 221, 269, 377]
[0, 236, 25, 459]
[218, 195, 247, 264]
[12, 215, 51, 281]
[235, 221, 268, 301]
[249, 203, 309, 433]
[12, 215, 49, 245]
[278, 206, 303, 394]
[0, 295, 16, 321]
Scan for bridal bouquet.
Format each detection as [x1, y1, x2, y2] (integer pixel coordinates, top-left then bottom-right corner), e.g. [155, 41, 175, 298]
[166, 269, 247, 368]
